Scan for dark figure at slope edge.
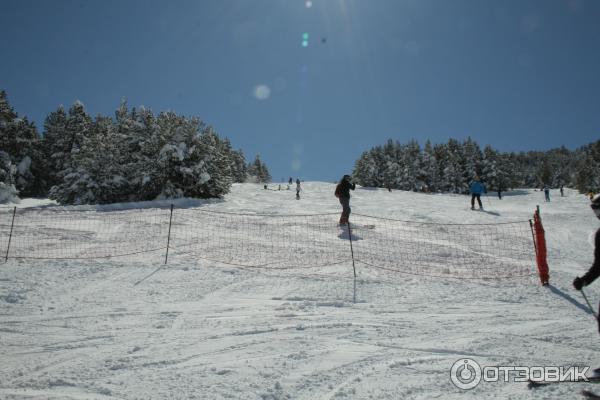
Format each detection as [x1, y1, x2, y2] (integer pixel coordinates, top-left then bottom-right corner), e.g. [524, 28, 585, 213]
[337, 175, 356, 225]
[573, 194, 600, 335]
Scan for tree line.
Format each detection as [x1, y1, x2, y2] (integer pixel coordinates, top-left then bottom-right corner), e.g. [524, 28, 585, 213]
[352, 137, 600, 194]
[0, 90, 271, 204]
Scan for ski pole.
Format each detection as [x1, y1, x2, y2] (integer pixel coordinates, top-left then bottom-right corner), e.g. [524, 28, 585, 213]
[581, 288, 598, 318]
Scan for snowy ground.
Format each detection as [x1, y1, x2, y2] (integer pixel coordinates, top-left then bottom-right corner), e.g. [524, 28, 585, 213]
[1, 183, 599, 399]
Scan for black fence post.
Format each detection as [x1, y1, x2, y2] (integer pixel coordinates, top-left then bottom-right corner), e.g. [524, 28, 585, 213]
[5, 206, 17, 263]
[348, 222, 357, 303]
[164, 204, 174, 265]
[529, 219, 538, 259]
[348, 222, 356, 277]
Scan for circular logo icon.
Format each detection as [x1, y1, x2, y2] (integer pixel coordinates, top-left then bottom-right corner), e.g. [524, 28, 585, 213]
[450, 358, 482, 390]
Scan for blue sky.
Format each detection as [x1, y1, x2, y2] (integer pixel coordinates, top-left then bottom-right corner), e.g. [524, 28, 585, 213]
[1, 0, 599, 182]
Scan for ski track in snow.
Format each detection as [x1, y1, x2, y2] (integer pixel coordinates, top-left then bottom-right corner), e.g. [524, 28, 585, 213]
[0, 183, 599, 399]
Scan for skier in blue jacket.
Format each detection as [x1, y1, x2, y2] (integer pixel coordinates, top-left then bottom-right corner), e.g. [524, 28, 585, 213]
[469, 176, 486, 210]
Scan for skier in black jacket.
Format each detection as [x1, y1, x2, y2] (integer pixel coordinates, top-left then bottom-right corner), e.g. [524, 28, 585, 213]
[573, 194, 600, 329]
[338, 175, 356, 225]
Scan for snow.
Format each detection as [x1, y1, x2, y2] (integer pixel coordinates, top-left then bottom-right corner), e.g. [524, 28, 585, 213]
[17, 156, 31, 176]
[0, 182, 20, 205]
[0, 183, 598, 399]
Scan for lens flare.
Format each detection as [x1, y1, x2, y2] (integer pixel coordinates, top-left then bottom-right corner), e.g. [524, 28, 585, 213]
[301, 32, 309, 47]
[253, 85, 271, 100]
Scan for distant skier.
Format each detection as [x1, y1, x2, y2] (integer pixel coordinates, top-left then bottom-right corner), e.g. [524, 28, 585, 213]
[336, 175, 356, 225]
[497, 188, 502, 200]
[573, 194, 600, 331]
[560, 185, 564, 197]
[289, 177, 293, 185]
[469, 176, 486, 210]
[296, 178, 301, 199]
[543, 186, 550, 202]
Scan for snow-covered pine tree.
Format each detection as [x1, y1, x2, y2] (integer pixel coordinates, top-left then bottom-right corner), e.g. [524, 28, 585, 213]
[575, 140, 600, 193]
[353, 151, 380, 187]
[0, 91, 18, 155]
[230, 148, 247, 183]
[521, 151, 545, 187]
[112, 100, 157, 201]
[151, 111, 195, 199]
[132, 106, 163, 200]
[495, 153, 512, 192]
[384, 158, 402, 189]
[246, 157, 258, 183]
[48, 101, 93, 204]
[420, 140, 438, 192]
[220, 138, 247, 183]
[135, 110, 176, 200]
[481, 145, 499, 191]
[381, 140, 401, 189]
[431, 143, 448, 192]
[137, 111, 234, 200]
[544, 146, 577, 188]
[462, 137, 482, 185]
[247, 155, 271, 183]
[194, 127, 233, 198]
[261, 159, 272, 183]
[352, 137, 599, 194]
[403, 140, 422, 191]
[83, 115, 129, 204]
[42, 105, 68, 189]
[0, 91, 45, 197]
[0, 90, 17, 128]
[2, 116, 43, 197]
[502, 152, 521, 189]
[0, 151, 18, 203]
[437, 140, 461, 193]
[537, 160, 553, 187]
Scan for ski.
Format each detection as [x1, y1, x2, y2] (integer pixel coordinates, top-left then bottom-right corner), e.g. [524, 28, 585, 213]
[528, 376, 600, 389]
[582, 390, 600, 399]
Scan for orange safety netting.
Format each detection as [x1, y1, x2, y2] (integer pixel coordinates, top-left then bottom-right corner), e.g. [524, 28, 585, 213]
[532, 210, 550, 285]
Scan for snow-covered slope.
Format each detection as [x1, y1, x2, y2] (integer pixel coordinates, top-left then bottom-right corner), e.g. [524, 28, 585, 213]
[0, 183, 598, 399]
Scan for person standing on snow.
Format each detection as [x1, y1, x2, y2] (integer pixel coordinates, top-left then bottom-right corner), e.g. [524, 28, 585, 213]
[296, 178, 301, 199]
[573, 194, 600, 331]
[469, 176, 486, 210]
[336, 174, 356, 225]
[543, 186, 551, 202]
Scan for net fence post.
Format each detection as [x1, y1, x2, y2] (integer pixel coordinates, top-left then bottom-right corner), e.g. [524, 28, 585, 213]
[529, 219, 538, 259]
[5, 206, 17, 263]
[164, 204, 174, 265]
[532, 207, 549, 286]
[348, 221, 357, 303]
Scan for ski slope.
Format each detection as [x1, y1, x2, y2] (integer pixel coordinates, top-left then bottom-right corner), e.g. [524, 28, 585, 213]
[0, 183, 599, 399]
